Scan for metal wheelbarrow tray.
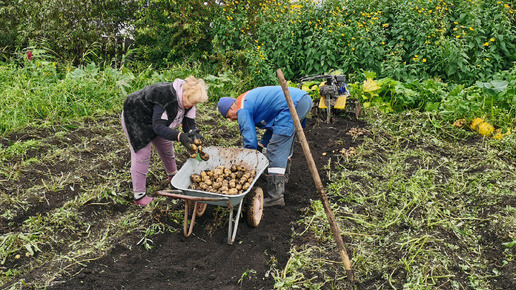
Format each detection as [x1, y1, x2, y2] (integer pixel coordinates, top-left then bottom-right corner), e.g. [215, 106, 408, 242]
[157, 146, 268, 244]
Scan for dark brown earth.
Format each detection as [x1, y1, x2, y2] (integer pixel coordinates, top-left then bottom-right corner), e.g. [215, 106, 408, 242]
[1, 107, 367, 290]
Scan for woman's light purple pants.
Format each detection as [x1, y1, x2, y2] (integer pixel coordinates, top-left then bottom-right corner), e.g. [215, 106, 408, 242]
[121, 114, 177, 193]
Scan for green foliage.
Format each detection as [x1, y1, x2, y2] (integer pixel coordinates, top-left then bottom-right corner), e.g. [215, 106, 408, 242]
[0, 0, 138, 64]
[131, 0, 217, 68]
[0, 56, 133, 134]
[212, 0, 516, 86]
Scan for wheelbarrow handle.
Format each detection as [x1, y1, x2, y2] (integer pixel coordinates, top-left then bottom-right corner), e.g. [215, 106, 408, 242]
[157, 190, 230, 202]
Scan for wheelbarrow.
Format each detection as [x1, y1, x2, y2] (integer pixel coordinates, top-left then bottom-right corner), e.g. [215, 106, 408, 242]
[157, 146, 269, 244]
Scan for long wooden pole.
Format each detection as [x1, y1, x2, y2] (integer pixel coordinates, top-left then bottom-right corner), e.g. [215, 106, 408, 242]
[277, 69, 355, 285]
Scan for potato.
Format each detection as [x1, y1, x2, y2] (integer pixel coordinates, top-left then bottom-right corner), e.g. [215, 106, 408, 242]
[190, 144, 198, 152]
[194, 138, 203, 145]
[236, 171, 244, 179]
[190, 174, 202, 183]
[200, 152, 210, 161]
[223, 168, 231, 177]
[228, 188, 238, 195]
[190, 153, 198, 158]
[213, 182, 222, 189]
[231, 164, 238, 172]
[242, 182, 251, 191]
[237, 165, 246, 172]
[199, 182, 208, 190]
[229, 180, 236, 188]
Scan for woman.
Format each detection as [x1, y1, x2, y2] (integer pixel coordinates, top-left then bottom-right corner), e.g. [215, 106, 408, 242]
[122, 76, 208, 205]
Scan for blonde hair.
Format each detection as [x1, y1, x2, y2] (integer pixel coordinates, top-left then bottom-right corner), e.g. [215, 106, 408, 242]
[183, 76, 208, 106]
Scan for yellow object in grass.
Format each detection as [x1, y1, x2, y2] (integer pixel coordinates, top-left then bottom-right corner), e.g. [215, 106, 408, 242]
[492, 128, 511, 140]
[469, 118, 484, 130]
[318, 96, 327, 109]
[334, 96, 347, 109]
[477, 122, 494, 136]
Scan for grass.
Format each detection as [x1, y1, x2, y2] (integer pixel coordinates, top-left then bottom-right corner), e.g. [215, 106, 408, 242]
[1, 62, 515, 289]
[278, 109, 516, 289]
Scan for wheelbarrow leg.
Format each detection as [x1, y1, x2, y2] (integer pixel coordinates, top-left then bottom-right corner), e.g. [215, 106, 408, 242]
[227, 201, 244, 245]
[183, 201, 200, 237]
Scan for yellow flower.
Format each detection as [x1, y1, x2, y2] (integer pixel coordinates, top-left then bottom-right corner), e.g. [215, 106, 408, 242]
[422, 58, 427, 62]
[454, 21, 458, 24]
[490, 38, 495, 42]
[469, 27, 474, 31]
[382, 23, 389, 27]
[484, 42, 489, 46]
[456, 35, 460, 38]
[486, 58, 489, 61]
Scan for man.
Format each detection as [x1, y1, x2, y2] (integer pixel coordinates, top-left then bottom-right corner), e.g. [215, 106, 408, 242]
[217, 86, 312, 207]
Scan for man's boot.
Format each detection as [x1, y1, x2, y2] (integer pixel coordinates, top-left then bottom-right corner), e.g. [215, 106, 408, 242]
[264, 175, 285, 207]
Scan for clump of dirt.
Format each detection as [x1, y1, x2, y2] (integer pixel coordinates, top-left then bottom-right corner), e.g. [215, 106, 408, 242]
[1, 107, 367, 289]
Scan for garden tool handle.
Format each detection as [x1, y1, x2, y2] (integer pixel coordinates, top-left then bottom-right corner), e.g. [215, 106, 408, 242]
[277, 69, 355, 286]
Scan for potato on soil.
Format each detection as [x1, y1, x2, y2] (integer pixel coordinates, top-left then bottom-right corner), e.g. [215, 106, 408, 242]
[194, 138, 202, 145]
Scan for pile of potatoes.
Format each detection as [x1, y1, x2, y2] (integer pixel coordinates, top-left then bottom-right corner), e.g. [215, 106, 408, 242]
[189, 164, 257, 195]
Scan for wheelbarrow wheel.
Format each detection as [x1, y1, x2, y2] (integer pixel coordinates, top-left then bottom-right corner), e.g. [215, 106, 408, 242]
[245, 187, 264, 228]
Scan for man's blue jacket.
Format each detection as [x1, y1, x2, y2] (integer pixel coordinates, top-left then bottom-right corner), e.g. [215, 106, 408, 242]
[236, 86, 309, 149]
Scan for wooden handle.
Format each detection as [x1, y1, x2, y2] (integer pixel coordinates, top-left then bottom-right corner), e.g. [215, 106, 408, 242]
[277, 69, 355, 285]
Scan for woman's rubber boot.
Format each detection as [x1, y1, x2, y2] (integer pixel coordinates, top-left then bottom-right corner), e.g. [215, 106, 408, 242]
[264, 175, 285, 207]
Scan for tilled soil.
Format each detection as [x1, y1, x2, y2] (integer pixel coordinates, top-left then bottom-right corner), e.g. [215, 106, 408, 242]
[1, 107, 366, 290]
